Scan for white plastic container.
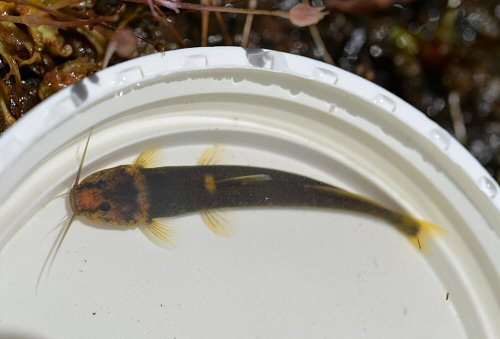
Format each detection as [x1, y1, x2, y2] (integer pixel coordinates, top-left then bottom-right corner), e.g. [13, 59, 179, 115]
[0, 47, 499, 339]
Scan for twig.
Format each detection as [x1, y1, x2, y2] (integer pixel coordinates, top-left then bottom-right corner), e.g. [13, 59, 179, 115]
[302, 0, 333, 64]
[48, 0, 85, 10]
[214, 11, 232, 45]
[4, 0, 110, 24]
[4, 0, 70, 18]
[125, 0, 290, 20]
[241, 0, 257, 47]
[201, 0, 210, 46]
[448, 91, 467, 144]
[0, 15, 113, 28]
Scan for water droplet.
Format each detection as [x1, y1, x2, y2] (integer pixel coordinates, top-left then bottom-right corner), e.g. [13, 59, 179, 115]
[462, 27, 477, 43]
[207, 34, 223, 44]
[116, 67, 144, 85]
[369, 45, 383, 58]
[477, 176, 498, 198]
[448, 0, 461, 9]
[247, 51, 273, 69]
[246, 50, 288, 71]
[183, 55, 208, 67]
[373, 94, 396, 112]
[428, 128, 451, 151]
[312, 68, 338, 85]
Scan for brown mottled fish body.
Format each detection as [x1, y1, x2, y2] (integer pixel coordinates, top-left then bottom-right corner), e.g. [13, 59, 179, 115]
[37, 141, 441, 291]
[143, 166, 418, 235]
[37, 139, 442, 291]
[71, 162, 427, 239]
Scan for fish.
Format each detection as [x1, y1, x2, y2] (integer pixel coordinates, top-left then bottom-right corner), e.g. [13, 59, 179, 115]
[38, 129, 442, 288]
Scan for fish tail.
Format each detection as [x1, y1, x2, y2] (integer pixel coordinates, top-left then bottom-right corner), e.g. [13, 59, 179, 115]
[396, 215, 444, 252]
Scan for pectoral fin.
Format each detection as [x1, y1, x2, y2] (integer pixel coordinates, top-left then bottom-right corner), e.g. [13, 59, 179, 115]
[200, 209, 231, 236]
[141, 219, 173, 247]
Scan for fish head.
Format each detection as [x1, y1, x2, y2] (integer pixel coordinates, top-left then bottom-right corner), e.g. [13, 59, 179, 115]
[70, 165, 147, 226]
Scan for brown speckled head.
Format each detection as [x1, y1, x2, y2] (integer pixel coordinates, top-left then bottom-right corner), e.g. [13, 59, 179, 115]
[70, 165, 150, 226]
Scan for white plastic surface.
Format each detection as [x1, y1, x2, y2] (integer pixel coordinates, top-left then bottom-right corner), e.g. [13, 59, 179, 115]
[0, 47, 499, 339]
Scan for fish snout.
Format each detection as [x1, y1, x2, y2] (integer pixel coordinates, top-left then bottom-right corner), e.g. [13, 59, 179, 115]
[70, 187, 101, 214]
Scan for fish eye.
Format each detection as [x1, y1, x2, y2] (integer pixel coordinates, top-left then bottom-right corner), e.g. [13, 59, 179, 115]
[99, 202, 111, 212]
[96, 180, 107, 189]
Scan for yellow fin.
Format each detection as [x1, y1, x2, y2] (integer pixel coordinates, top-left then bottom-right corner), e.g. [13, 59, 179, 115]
[141, 219, 173, 247]
[134, 147, 162, 168]
[404, 217, 445, 252]
[200, 209, 231, 236]
[197, 144, 225, 165]
[306, 184, 445, 252]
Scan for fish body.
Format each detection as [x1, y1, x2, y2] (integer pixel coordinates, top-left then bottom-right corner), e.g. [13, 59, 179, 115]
[70, 148, 436, 246]
[72, 165, 380, 218]
[36, 138, 443, 291]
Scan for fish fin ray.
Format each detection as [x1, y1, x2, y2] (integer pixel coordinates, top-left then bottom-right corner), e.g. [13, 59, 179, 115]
[134, 147, 162, 168]
[403, 217, 445, 252]
[197, 144, 225, 166]
[142, 219, 173, 247]
[200, 209, 231, 236]
[306, 185, 445, 252]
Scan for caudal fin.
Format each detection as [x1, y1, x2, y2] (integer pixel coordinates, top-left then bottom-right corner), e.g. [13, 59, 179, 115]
[399, 216, 444, 252]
